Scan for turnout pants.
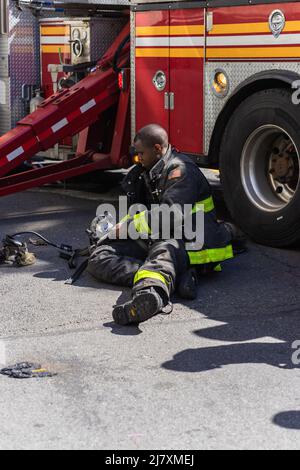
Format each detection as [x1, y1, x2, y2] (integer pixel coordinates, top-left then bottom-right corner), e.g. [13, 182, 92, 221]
[87, 239, 189, 302]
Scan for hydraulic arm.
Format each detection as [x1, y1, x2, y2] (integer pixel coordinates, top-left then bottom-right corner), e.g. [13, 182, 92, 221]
[0, 22, 130, 196]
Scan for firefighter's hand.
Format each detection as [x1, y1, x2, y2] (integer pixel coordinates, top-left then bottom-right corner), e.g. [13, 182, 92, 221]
[114, 223, 122, 239]
[109, 222, 127, 240]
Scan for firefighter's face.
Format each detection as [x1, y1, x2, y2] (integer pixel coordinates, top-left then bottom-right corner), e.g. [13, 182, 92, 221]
[134, 140, 163, 170]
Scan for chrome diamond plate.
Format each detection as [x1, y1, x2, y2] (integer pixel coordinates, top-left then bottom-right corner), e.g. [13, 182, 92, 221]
[9, 1, 40, 127]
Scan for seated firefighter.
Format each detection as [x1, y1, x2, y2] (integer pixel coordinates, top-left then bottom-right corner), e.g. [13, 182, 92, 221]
[87, 124, 234, 325]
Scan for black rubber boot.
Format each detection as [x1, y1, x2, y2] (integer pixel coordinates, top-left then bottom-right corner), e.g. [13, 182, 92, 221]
[223, 222, 247, 254]
[112, 288, 164, 325]
[178, 268, 198, 300]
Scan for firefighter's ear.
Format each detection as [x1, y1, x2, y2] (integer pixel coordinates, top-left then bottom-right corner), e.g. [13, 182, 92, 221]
[154, 144, 163, 155]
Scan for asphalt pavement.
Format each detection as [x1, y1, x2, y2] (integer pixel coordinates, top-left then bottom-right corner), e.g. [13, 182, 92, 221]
[0, 174, 300, 450]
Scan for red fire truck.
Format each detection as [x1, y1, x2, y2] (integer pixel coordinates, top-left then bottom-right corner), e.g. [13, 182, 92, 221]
[1, 0, 300, 248]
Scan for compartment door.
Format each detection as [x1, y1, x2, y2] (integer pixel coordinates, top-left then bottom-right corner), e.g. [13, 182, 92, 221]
[169, 9, 205, 154]
[135, 11, 170, 135]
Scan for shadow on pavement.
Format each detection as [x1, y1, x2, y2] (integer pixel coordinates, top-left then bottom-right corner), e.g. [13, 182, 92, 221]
[273, 411, 300, 430]
[162, 342, 296, 373]
[34, 270, 70, 282]
[103, 321, 143, 336]
[161, 238, 300, 372]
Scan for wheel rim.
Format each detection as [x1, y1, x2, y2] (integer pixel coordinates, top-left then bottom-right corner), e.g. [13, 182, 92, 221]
[241, 125, 300, 212]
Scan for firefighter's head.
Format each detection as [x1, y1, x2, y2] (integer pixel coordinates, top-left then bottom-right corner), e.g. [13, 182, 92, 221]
[134, 124, 169, 170]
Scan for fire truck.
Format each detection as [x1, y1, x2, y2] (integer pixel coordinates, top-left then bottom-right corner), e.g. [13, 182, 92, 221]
[1, 0, 300, 248]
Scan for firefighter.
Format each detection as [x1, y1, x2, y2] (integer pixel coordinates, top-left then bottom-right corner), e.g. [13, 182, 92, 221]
[87, 124, 234, 325]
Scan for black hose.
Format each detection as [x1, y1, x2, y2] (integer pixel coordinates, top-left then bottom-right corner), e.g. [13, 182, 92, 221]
[112, 34, 130, 74]
[11, 232, 73, 252]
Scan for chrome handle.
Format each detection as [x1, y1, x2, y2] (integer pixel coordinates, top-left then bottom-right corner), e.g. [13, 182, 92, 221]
[169, 93, 175, 111]
[206, 12, 214, 33]
[164, 93, 175, 110]
[164, 92, 169, 110]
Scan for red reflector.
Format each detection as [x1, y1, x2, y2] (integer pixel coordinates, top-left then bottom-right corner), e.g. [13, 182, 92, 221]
[118, 72, 124, 90]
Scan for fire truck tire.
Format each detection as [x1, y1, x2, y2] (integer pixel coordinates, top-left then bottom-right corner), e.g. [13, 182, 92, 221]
[220, 88, 300, 247]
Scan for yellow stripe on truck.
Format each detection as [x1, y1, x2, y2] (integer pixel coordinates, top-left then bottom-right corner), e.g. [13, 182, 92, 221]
[207, 46, 300, 59]
[209, 20, 300, 35]
[170, 25, 204, 36]
[41, 45, 70, 54]
[136, 21, 300, 38]
[41, 26, 70, 36]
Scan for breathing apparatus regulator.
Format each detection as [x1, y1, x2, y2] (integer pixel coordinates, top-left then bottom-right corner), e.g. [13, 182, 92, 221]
[0, 211, 116, 283]
[86, 211, 115, 245]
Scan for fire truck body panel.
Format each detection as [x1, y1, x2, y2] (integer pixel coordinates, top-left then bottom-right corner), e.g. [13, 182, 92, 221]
[131, 1, 300, 157]
[170, 8, 204, 153]
[134, 8, 204, 153]
[135, 10, 170, 134]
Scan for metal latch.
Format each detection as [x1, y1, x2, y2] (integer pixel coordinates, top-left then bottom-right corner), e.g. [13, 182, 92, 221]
[206, 12, 214, 33]
[164, 92, 175, 111]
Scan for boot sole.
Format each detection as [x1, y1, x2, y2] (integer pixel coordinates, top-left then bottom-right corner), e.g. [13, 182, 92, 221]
[113, 293, 160, 325]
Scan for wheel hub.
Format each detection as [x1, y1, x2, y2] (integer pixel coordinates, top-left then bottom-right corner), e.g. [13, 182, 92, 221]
[269, 141, 296, 184]
[241, 125, 300, 212]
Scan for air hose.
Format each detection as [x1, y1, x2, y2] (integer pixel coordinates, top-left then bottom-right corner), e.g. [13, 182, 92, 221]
[10, 231, 73, 253]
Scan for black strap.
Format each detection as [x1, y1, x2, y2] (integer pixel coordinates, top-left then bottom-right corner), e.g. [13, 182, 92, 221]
[65, 259, 89, 285]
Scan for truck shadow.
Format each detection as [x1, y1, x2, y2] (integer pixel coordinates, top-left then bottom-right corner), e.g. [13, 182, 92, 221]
[162, 342, 297, 373]
[162, 240, 300, 372]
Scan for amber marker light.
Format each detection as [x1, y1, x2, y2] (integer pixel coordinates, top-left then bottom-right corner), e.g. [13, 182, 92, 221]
[212, 70, 229, 97]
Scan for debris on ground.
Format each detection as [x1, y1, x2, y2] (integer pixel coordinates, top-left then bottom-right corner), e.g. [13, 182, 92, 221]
[0, 363, 57, 379]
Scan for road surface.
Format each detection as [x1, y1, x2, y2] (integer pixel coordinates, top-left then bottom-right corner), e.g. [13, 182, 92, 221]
[0, 177, 299, 450]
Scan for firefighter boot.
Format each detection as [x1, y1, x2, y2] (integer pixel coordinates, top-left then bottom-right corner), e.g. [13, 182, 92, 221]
[178, 268, 198, 300]
[112, 287, 164, 326]
[223, 222, 247, 254]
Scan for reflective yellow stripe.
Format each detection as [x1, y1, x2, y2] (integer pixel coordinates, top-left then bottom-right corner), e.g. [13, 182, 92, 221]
[136, 21, 300, 39]
[41, 45, 70, 54]
[41, 26, 70, 36]
[192, 196, 215, 214]
[207, 47, 300, 59]
[170, 48, 204, 58]
[134, 270, 168, 286]
[136, 26, 169, 37]
[136, 48, 169, 58]
[170, 25, 204, 36]
[133, 211, 152, 235]
[208, 20, 300, 36]
[188, 245, 234, 265]
[214, 264, 223, 272]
